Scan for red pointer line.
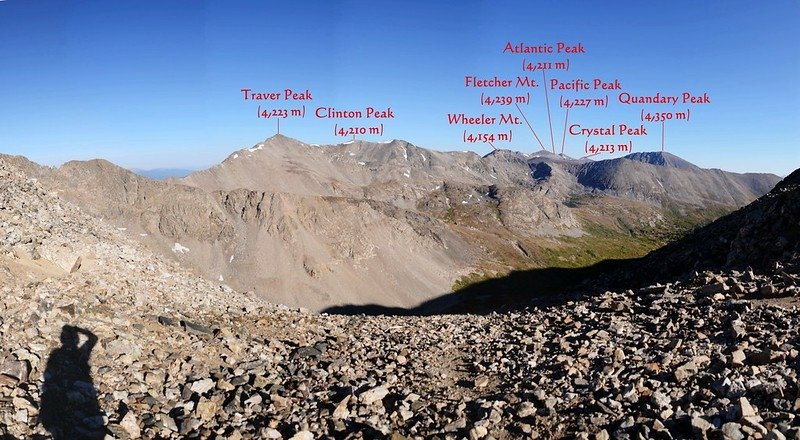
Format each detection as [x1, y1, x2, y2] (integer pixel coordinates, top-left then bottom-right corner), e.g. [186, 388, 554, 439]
[277, 118, 280, 135]
[488, 141, 498, 151]
[580, 152, 602, 160]
[661, 120, 665, 152]
[560, 106, 569, 155]
[542, 69, 556, 154]
[514, 103, 547, 151]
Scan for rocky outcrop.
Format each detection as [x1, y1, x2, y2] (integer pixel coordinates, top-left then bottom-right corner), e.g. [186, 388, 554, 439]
[630, 167, 800, 284]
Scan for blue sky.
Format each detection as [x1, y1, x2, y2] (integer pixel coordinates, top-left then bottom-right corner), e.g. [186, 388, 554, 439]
[0, 1, 797, 175]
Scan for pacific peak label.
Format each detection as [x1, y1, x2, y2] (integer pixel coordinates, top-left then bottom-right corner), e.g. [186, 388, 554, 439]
[549, 78, 622, 91]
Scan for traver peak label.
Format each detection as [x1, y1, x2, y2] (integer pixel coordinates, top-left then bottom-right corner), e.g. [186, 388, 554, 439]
[240, 88, 394, 139]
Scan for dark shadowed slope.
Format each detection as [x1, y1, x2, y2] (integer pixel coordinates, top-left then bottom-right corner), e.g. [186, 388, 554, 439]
[634, 166, 800, 278]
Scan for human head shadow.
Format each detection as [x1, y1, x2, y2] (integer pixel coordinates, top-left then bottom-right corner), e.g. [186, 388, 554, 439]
[40, 325, 105, 439]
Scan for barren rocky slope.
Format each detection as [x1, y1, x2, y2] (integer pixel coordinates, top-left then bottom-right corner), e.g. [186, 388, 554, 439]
[621, 167, 800, 287]
[1, 158, 799, 439]
[38, 157, 476, 310]
[2, 137, 780, 312]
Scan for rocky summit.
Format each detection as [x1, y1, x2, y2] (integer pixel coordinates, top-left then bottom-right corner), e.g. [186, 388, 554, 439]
[1, 155, 799, 440]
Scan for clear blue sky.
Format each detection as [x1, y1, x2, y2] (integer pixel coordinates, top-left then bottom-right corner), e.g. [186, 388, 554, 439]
[0, 1, 797, 175]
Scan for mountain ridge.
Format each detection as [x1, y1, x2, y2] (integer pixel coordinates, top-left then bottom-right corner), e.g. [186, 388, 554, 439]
[623, 151, 699, 169]
[0, 136, 782, 310]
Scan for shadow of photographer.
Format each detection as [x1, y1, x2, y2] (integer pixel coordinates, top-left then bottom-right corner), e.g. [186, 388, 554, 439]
[40, 325, 105, 439]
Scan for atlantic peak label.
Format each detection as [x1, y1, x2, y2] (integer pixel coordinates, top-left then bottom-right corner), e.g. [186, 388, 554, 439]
[502, 41, 586, 54]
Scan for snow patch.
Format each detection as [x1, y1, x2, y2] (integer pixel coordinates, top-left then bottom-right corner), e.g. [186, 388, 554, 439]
[461, 200, 468, 204]
[490, 174, 497, 180]
[139, 233, 148, 237]
[229, 255, 234, 263]
[232, 153, 239, 159]
[248, 145, 264, 152]
[172, 243, 190, 254]
[358, 161, 366, 166]
[116, 227, 127, 231]
[218, 275, 224, 282]
[343, 140, 355, 145]
[349, 152, 356, 156]
[420, 153, 426, 162]
[403, 170, 411, 178]
[403, 147, 408, 161]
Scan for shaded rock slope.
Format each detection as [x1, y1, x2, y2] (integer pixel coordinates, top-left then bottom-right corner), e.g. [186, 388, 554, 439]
[1, 159, 799, 439]
[627, 167, 800, 285]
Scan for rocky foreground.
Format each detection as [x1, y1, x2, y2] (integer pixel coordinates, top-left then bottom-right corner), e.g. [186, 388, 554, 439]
[1, 158, 799, 439]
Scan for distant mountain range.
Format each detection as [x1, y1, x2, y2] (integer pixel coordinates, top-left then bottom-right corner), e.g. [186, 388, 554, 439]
[130, 168, 197, 180]
[1, 136, 781, 310]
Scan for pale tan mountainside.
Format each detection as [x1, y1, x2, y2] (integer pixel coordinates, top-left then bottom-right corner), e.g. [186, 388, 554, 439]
[29, 156, 475, 310]
[182, 136, 557, 211]
[198, 189, 476, 308]
[3, 135, 779, 311]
